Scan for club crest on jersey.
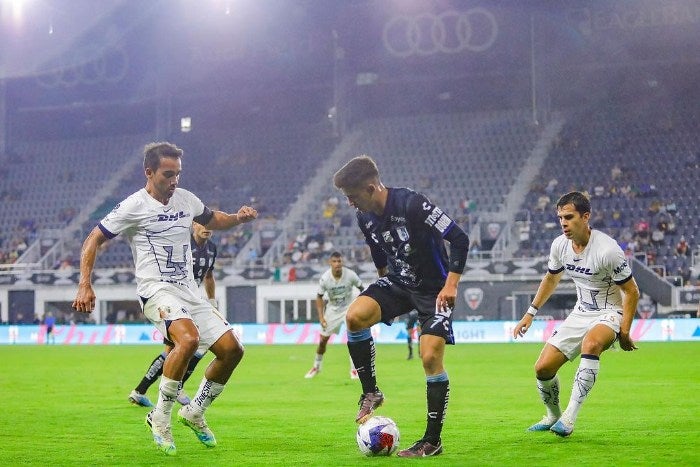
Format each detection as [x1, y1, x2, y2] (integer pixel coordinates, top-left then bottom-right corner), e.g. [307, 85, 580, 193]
[565, 264, 594, 275]
[396, 226, 409, 241]
[156, 211, 188, 222]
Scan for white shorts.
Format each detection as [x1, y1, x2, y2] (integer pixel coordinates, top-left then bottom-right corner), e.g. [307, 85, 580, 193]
[320, 307, 347, 337]
[142, 286, 231, 355]
[548, 308, 622, 360]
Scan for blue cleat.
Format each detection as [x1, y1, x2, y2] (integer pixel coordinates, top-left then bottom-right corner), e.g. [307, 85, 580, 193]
[550, 417, 574, 437]
[176, 391, 191, 406]
[129, 390, 154, 408]
[527, 415, 558, 432]
[178, 405, 217, 447]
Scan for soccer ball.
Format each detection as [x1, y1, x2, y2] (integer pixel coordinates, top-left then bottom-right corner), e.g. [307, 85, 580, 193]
[356, 416, 400, 456]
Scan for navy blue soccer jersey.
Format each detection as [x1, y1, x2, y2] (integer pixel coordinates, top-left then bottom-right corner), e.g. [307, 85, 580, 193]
[356, 187, 469, 292]
[191, 236, 217, 287]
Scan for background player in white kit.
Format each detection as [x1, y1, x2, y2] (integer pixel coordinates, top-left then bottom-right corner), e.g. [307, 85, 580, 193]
[513, 191, 640, 437]
[72, 142, 257, 455]
[305, 251, 364, 379]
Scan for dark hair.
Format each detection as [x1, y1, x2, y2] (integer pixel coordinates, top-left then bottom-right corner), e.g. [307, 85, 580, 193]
[330, 251, 342, 259]
[333, 155, 380, 190]
[556, 191, 591, 215]
[143, 142, 183, 172]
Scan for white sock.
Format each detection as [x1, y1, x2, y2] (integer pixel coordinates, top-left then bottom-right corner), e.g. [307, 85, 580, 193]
[155, 376, 180, 421]
[536, 375, 561, 421]
[565, 355, 600, 423]
[314, 353, 323, 368]
[190, 378, 225, 414]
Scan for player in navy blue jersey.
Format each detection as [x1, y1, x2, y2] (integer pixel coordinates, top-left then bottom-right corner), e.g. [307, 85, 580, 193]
[128, 222, 219, 408]
[333, 155, 470, 458]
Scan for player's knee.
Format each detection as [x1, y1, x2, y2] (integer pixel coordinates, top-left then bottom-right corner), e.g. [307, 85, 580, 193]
[346, 311, 365, 332]
[581, 339, 606, 355]
[419, 348, 440, 372]
[231, 342, 244, 361]
[534, 361, 556, 379]
[178, 333, 199, 356]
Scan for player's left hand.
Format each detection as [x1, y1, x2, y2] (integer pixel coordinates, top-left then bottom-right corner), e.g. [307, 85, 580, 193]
[618, 331, 637, 351]
[236, 205, 258, 223]
[513, 314, 533, 339]
[435, 285, 456, 314]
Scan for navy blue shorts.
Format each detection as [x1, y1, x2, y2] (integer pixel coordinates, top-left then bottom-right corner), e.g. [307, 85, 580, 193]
[360, 277, 454, 345]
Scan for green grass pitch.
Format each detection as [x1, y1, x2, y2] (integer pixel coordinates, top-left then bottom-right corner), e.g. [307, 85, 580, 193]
[1, 341, 698, 466]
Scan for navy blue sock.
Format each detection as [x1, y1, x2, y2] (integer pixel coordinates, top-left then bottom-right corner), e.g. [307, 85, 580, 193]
[347, 337, 377, 394]
[423, 373, 449, 444]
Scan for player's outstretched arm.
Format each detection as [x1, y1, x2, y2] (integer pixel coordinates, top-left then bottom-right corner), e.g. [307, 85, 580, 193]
[206, 206, 258, 230]
[513, 271, 562, 339]
[72, 226, 108, 313]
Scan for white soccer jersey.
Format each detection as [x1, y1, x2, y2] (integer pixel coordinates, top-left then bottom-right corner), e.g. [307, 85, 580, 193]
[317, 267, 363, 313]
[99, 188, 206, 299]
[548, 229, 632, 312]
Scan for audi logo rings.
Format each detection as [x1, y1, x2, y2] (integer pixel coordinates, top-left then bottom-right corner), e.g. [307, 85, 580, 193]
[382, 8, 499, 57]
[34, 44, 129, 89]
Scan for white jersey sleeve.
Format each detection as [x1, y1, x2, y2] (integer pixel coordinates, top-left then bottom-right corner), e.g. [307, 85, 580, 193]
[316, 273, 328, 297]
[349, 269, 363, 290]
[99, 192, 149, 239]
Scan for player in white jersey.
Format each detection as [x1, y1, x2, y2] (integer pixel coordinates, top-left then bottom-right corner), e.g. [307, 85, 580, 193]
[72, 142, 257, 455]
[305, 251, 364, 379]
[513, 191, 639, 437]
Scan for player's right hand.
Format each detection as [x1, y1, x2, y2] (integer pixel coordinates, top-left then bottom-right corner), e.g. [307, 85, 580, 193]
[513, 314, 533, 339]
[72, 284, 96, 313]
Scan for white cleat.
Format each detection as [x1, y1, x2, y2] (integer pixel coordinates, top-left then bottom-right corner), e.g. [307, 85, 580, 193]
[550, 417, 574, 437]
[304, 366, 320, 379]
[178, 405, 217, 447]
[145, 410, 176, 455]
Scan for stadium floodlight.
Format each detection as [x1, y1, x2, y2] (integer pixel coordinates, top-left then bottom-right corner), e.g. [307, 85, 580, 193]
[180, 116, 192, 133]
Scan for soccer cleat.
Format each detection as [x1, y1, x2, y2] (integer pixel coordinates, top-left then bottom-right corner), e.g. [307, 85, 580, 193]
[550, 417, 574, 437]
[304, 366, 320, 379]
[129, 390, 154, 408]
[350, 369, 359, 380]
[145, 410, 176, 455]
[527, 415, 559, 432]
[397, 439, 443, 458]
[176, 391, 191, 406]
[178, 405, 217, 447]
[355, 390, 384, 424]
